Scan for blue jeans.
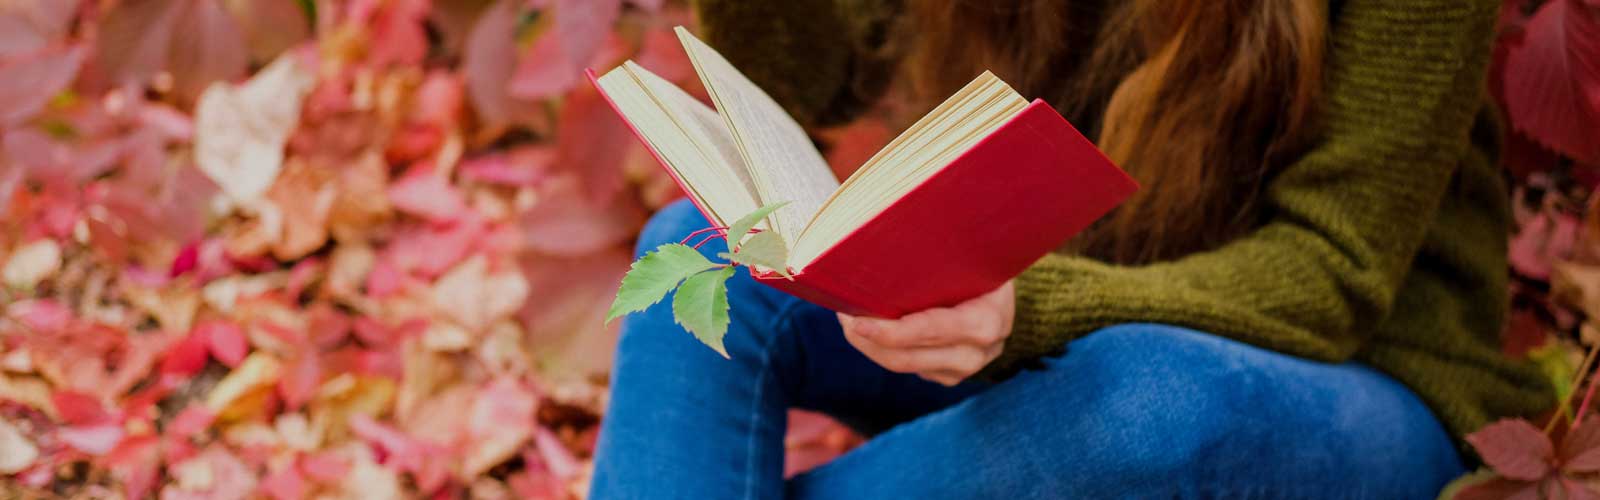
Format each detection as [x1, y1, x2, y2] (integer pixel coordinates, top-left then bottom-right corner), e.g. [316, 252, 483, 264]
[590, 199, 1465, 499]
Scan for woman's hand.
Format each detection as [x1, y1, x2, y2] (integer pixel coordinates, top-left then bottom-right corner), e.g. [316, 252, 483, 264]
[838, 281, 1015, 386]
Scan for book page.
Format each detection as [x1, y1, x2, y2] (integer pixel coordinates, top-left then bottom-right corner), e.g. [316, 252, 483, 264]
[791, 72, 1028, 268]
[675, 26, 840, 240]
[623, 62, 761, 212]
[595, 66, 760, 226]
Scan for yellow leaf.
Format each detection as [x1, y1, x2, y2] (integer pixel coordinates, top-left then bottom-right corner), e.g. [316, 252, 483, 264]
[206, 352, 283, 418]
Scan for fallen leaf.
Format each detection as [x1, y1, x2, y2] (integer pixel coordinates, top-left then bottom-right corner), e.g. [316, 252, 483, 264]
[463, 0, 539, 126]
[0, 43, 86, 126]
[57, 422, 124, 455]
[3, 238, 61, 289]
[194, 53, 317, 203]
[205, 352, 283, 418]
[460, 376, 538, 477]
[1466, 419, 1556, 481]
[0, 417, 39, 474]
[388, 163, 471, 223]
[1502, 0, 1600, 164]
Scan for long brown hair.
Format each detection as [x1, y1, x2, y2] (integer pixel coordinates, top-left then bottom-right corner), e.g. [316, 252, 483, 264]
[892, 0, 1327, 264]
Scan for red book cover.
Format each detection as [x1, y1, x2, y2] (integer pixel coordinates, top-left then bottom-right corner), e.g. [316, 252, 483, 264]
[588, 71, 1138, 318]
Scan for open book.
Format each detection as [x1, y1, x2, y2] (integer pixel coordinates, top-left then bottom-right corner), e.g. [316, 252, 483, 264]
[589, 27, 1137, 318]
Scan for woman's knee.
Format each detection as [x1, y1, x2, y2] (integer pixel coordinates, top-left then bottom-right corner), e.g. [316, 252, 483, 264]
[1034, 323, 1458, 489]
[635, 198, 715, 257]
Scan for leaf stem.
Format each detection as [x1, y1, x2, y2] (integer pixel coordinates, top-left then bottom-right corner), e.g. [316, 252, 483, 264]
[690, 232, 723, 250]
[679, 226, 728, 245]
[1579, 363, 1600, 428]
[1549, 340, 1600, 433]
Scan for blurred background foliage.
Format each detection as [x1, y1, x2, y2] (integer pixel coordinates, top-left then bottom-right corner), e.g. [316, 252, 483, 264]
[3, 0, 1600, 498]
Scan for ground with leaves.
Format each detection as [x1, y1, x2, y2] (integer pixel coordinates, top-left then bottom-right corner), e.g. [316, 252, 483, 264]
[5, 0, 1594, 499]
[0, 1, 873, 498]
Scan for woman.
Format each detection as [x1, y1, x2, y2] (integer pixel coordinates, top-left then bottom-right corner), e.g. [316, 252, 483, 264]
[591, 0, 1555, 497]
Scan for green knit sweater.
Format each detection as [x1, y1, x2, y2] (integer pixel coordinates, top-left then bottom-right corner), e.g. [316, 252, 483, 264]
[693, 0, 1555, 446]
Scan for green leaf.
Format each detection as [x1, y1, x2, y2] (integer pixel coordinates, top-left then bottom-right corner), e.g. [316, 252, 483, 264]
[673, 267, 737, 358]
[725, 201, 790, 248]
[606, 243, 718, 323]
[718, 230, 790, 278]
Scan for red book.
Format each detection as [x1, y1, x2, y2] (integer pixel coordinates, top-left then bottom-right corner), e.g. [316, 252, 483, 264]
[590, 27, 1138, 318]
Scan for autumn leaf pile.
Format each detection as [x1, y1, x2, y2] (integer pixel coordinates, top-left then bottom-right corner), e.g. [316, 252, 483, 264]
[0, 0, 875, 498]
[1445, 0, 1600, 498]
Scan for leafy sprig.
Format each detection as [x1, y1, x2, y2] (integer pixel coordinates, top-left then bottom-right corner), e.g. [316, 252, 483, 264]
[605, 202, 791, 357]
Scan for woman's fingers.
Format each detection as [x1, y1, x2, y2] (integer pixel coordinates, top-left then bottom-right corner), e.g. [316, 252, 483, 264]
[843, 328, 994, 378]
[836, 281, 1015, 382]
[842, 309, 1002, 349]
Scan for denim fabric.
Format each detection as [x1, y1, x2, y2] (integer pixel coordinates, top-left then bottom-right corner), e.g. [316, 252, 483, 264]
[589, 199, 1465, 499]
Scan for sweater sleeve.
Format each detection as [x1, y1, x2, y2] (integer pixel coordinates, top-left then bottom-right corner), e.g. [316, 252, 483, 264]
[690, 0, 897, 126]
[982, 0, 1502, 379]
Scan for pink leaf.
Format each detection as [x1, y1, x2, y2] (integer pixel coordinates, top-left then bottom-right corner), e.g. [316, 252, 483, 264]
[508, 468, 566, 500]
[1502, 0, 1600, 164]
[105, 436, 162, 500]
[365, 259, 404, 298]
[0, 0, 79, 58]
[412, 70, 464, 128]
[461, 376, 538, 476]
[534, 426, 579, 479]
[160, 329, 211, 377]
[277, 354, 321, 410]
[52, 391, 111, 425]
[1566, 422, 1600, 472]
[518, 250, 627, 344]
[1452, 476, 1544, 500]
[57, 423, 124, 455]
[167, 405, 216, 437]
[382, 217, 485, 278]
[508, 33, 580, 100]
[223, 0, 310, 61]
[554, 0, 620, 69]
[366, 0, 429, 68]
[306, 303, 352, 349]
[198, 321, 248, 368]
[260, 466, 307, 500]
[387, 165, 471, 223]
[633, 27, 694, 83]
[167, 0, 250, 101]
[1465, 419, 1556, 481]
[4, 127, 123, 187]
[555, 85, 632, 202]
[92, 0, 183, 89]
[9, 298, 71, 332]
[519, 179, 644, 256]
[0, 44, 86, 126]
[297, 451, 350, 483]
[1559, 476, 1600, 500]
[464, 0, 539, 125]
[461, 147, 555, 186]
[1510, 213, 1579, 279]
[348, 414, 417, 459]
[164, 445, 257, 499]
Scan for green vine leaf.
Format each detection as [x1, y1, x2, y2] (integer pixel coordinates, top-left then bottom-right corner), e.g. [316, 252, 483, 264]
[719, 230, 790, 278]
[605, 243, 718, 323]
[672, 267, 737, 357]
[725, 201, 789, 247]
[607, 202, 794, 358]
